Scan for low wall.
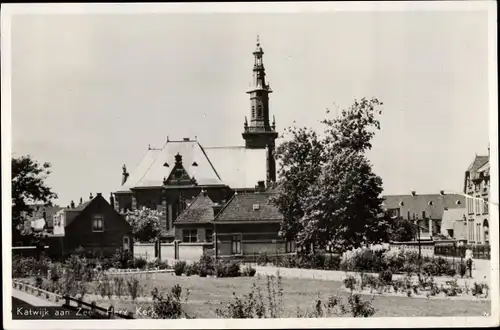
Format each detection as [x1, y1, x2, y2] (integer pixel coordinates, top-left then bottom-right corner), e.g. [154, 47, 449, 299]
[133, 241, 212, 262]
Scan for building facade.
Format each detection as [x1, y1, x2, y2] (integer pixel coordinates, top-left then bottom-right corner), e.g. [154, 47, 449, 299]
[113, 38, 279, 243]
[464, 153, 490, 244]
[382, 191, 466, 240]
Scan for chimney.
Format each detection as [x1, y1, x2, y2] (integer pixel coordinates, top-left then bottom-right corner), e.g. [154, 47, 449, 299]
[79, 197, 83, 205]
[110, 193, 115, 207]
[122, 164, 130, 185]
[411, 191, 416, 196]
[202, 189, 208, 197]
[89, 192, 93, 200]
[213, 203, 224, 216]
[70, 200, 75, 209]
[256, 180, 266, 192]
[183, 137, 190, 141]
[440, 190, 445, 195]
[96, 192, 102, 197]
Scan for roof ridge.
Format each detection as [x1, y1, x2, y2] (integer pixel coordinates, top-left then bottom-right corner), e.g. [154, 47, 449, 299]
[214, 193, 237, 221]
[196, 141, 223, 182]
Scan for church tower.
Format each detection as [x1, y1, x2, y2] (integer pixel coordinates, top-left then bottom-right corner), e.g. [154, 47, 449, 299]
[242, 36, 278, 183]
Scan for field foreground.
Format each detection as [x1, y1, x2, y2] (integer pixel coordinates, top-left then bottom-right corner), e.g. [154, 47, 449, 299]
[91, 273, 491, 318]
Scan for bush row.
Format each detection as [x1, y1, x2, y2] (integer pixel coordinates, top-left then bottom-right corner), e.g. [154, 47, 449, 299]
[256, 252, 341, 270]
[173, 255, 256, 278]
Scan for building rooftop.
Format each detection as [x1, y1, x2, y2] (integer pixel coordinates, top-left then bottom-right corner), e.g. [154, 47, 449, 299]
[215, 192, 282, 223]
[175, 191, 216, 224]
[382, 193, 465, 220]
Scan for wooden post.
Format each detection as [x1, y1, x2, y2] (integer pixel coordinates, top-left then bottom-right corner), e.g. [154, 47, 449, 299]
[107, 306, 114, 319]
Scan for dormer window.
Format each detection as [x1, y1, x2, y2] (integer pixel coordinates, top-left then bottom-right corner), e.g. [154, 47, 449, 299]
[92, 215, 104, 232]
[192, 162, 198, 167]
[163, 162, 169, 167]
[428, 201, 433, 206]
[253, 204, 260, 211]
[456, 200, 461, 205]
[399, 201, 404, 207]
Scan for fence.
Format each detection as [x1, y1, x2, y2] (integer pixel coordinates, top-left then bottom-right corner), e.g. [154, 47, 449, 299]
[435, 244, 490, 260]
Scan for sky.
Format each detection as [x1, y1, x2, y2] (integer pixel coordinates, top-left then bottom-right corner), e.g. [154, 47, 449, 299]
[9, 9, 492, 207]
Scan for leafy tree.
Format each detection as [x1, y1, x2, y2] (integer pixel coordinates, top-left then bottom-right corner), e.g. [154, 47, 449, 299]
[12, 155, 58, 242]
[272, 98, 387, 252]
[388, 217, 417, 242]
[125, 207, 162, 242]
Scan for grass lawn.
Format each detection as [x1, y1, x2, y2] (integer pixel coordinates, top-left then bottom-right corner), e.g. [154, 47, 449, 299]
[90, 273, 491, 318]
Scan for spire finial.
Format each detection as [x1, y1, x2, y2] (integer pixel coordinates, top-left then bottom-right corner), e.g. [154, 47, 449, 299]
[256, 34, 260, 46]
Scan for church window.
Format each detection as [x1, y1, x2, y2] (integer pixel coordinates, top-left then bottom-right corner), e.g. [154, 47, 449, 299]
[257, 104, 263, 118]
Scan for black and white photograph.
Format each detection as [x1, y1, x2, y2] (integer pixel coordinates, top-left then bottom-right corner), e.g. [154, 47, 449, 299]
[2, 2, 498, 329]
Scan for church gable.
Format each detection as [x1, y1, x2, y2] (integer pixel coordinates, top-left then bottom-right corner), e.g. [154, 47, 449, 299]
[163, 153, 197, 186]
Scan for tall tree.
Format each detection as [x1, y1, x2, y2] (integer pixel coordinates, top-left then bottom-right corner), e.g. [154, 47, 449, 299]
[12, 155, 58, 241]
[272, 98, 387, 252]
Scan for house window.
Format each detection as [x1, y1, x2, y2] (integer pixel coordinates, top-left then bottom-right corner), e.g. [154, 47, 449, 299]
[286, 240, 296, 253]
[92, 215, 104, 232]
[183, 229, 198, 243]
[231, 234, 242, 255]
[484, 199, 489, 214]
[206, 229, 213, 243]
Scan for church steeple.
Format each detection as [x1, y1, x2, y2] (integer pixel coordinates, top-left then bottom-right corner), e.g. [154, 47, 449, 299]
[242, 36, 278, 183]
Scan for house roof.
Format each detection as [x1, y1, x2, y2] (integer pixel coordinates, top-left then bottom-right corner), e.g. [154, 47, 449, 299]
[214, 192, 283, 223]
[175, 191, 216, 224]
[117, 141, 268, 192]
[441, 208, 467, 231]
[382, 193, 465, 220]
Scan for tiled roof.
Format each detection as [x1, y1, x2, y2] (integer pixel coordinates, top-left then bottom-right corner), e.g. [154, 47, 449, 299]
[118, 140, 224, 192]
[215, 192, 283, 222]
[441, 208, 467, 231]
[117, 141, 268, 192]
[467, 155, 489, 173]
[382, 194, 465, 220]
[204, 146, 267, 190]
[175, 191, 216, 224]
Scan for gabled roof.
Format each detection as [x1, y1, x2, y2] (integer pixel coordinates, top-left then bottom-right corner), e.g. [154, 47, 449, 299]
[117, 140, 224, 192]
[467, 155, 489, 173]
[175, 191, 216, 224]
[117, 141, 268, 192]
[382, 193, 465, 220]
[214, 192, 283, 223]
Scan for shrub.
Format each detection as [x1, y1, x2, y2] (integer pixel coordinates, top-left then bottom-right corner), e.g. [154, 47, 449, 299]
[198, 254, 215, 276]
[256, 252, 269, 266]
[215, 260, 241, 278]
[241, 264, 257, 277]
[173, 261, 187, 276]
[343, 275, 357, 291]
[378, 270, 392, 284]
[113, 276, 125, 298]
[151, 285, 191, 319]
[324, 254, 341, 270]
[346, 293, 376, 317]
[185, 263, 199, 277]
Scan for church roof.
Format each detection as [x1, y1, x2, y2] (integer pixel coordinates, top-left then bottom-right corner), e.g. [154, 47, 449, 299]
[204, 146, 267, 190]
[117, 141, 268, 192]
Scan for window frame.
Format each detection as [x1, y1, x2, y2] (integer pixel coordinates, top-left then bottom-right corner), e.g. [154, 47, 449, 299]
[205, 229, 213, 243]
[182, 229, 198, 243]
[92, 215, 104, 232]
[285, 240, 296, 253]
[231, 234, 242, 255]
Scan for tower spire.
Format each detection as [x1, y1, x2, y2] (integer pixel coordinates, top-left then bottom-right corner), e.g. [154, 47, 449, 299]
[242, 36, 278, 182]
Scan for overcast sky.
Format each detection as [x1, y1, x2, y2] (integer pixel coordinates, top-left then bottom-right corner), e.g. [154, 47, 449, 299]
[10, 9, 491, 207]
